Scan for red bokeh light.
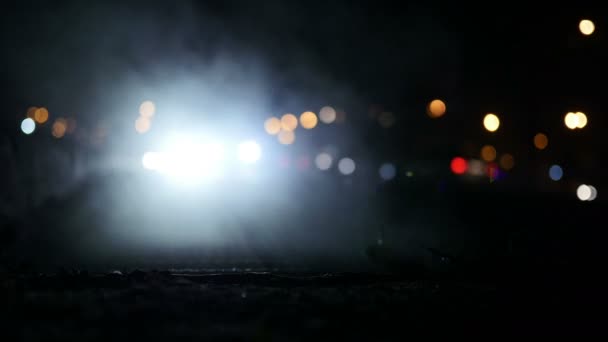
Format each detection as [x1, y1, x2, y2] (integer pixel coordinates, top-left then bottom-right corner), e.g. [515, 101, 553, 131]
[450, 157, 467, 175]
[487, 162, 499, 179]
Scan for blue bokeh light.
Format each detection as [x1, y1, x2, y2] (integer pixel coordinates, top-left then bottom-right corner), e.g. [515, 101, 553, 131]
[549, 165, 563, 181]
[379, 163, 397, 181]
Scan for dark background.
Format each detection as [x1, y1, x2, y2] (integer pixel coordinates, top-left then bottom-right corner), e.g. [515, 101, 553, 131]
[2, 1, 608, 340]
[0, 0, 606, 272]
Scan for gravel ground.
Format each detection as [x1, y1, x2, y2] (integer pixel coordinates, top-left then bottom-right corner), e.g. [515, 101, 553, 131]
[1, 270, 603, 340]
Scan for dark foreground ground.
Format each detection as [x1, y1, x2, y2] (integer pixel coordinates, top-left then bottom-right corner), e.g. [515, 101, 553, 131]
[1, 186, 606, 339]
[1, 269, 605, 340]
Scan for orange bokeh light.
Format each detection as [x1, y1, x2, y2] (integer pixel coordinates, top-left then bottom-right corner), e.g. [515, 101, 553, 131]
[281, 113, 298, 131]
[481, 145, 496, 162]
[52, 118, 67, 138]
[135, 116, 151, 134]
[299, 111, 318, 129]
[34, 107, 49, 124]
[264, 117, 281, 135]
[499, 154, 514, 170]
[534, 133, 548, 150]
[427, 99, 446, 118]
[278, 129, 295, 145]
[139, 101, 156, 118]
[26, 107, 38, 119]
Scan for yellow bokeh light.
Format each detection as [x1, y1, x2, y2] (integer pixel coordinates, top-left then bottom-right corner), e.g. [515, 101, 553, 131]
[26, 106, 38, 119]
[52, 118, 67, 138]
[34, 107, 49, 124]
[278, 129, 295, 145]
[135, 116, 151, 134]
[139, 101, 156, 118]
[579, 19, 595, 35]
[480, 145, 497, 162]
[319, 106, 336, 124]
[564, 112, 579, 129]
[300, 111, 318, 129]
[427, 99, 446, 118]
[533, 133, 548, 150]
[483, 113, 500, 132]
[280, 113, 298, 131]
[575, 112, 587, 128]
[264, 117, 281, 135]
[499, 153, 514, 170]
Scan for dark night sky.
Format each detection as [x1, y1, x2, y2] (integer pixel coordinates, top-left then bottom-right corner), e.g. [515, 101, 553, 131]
[1, 1, 606, 189]
[0, 0, 607, 269]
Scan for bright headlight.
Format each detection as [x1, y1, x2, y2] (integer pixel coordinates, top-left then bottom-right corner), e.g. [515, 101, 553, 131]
[142, 133, 225, 185]
[237, 140, 262, 164]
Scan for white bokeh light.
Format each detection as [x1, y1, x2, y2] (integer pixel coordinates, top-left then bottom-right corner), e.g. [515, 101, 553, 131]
[319, 106, 336, 124]
[315, 153, 333, 170]
[237, 140, 262, 164]
[468, 159, 486, 176]
[588, 185, 598, 201]
[21, 118, 36, 135]
[338, 157, 356, 175]
[577, 184, 591, 201]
